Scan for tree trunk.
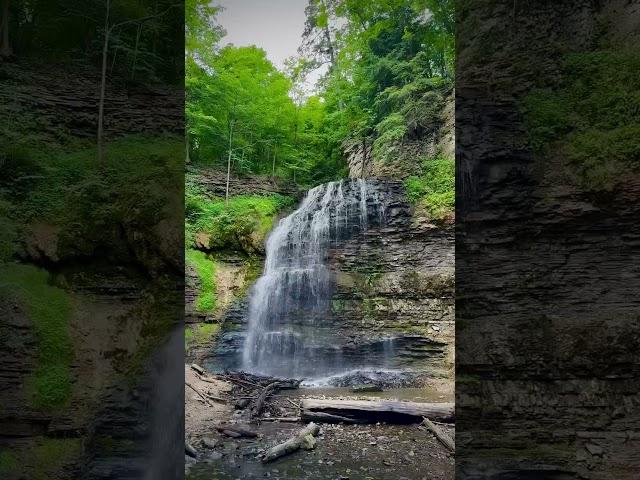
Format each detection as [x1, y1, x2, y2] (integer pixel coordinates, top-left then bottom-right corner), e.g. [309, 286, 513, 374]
[0, 0, 12, 58]
[131, 23, 142, 79]
[225, 120, 234, 205]
[185, 130, 190, 163]
[97, 0, 111, 165]
[271, 146, 277, 178]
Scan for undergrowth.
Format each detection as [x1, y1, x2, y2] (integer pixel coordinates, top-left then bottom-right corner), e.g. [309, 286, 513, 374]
[185, 180, 294, 252]
[522, 49, 640, 191]
[0, 264, 72, 409]
[404, 155, 454, 220]
[186, 249, 216, 312]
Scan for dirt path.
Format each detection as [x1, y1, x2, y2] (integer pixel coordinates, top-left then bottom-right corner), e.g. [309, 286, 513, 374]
[185, 365, 232, 439]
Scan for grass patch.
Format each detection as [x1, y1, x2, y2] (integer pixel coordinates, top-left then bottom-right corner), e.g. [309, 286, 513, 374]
[0, 264, 72, 409]
[522, 49, 640, 190]
[186, 249, 216, 312]
[404, 155, 454, 220]
[32, 438, 82, 480]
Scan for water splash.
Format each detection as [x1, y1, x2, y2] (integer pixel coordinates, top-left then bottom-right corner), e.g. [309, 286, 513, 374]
[242, 179, 386, 378]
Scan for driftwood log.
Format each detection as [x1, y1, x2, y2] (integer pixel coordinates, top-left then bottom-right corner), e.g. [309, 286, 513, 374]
[422, 417, 455, 452]
[301, 399, 454, 424]
[262, 422, 320, 463]
[260, 417, 302, 423]
[214, 423, 258, 438]
[302, 411, 368, 424]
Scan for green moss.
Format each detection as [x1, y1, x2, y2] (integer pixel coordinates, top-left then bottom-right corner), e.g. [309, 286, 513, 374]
[186, 249, 217, 312]
[0, 450, 17, 475]
[331, 299, 345, 313]
[185, 323, 220, 352]
[404, 155, 454, 220]
[33, 438, 81, 480]
[0, 264, 72, 409]
[522, 50, 640, 191]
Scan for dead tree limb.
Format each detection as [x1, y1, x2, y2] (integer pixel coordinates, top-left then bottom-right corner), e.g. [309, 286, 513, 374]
[422, 417, 455, 453]
[252, 381, 283, 418]
[214, 424, 258, 438]
[186, 382, 214, 406]
[301, 411, 366, 424]
[262, 422, 320, 463]
[260, 417, 301, 423]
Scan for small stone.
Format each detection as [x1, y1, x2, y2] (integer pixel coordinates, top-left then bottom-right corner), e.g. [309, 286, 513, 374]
[201, 437, 218, 449]
[585, 443, 603, 456]
[208, 451, 223, 461]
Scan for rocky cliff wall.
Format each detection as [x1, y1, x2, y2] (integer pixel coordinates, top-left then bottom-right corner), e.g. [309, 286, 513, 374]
[346, 91, 454, 180]
[456, 1, 640, 478]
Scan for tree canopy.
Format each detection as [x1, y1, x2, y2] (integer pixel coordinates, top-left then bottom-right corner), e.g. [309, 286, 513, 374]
[186, 0, 454, 189]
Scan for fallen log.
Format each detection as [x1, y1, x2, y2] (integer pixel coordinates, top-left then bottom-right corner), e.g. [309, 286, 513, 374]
[301, 399, 454, 424]
[301, 411, 366, 424]
[262, 422, 320, 463]
[351, 384, 383, 393]
[190, 364, 205, 375]
[185, 442, 198, 458]
[252, 381, 283, 418]
[260, 417, 301, 423]
[214, 423, 258, 438]
[422, 417, 455, 453]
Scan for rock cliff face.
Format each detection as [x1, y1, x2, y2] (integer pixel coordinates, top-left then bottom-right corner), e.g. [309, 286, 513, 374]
[457, 1, 640, 478]
[210, 180, 454, 384]
[346, 91, 454, 180]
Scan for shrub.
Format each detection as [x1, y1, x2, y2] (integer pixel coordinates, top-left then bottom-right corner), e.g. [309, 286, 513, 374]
[0, 264, 72, 409]
[405, 155, 454, 220]
[185, 249, 216, 312]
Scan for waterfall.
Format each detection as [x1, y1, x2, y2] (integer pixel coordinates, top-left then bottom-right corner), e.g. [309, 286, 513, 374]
[242, 179, 385, 378]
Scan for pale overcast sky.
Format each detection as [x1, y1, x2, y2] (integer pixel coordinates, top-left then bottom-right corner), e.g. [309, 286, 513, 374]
[215, 0, 308, 70]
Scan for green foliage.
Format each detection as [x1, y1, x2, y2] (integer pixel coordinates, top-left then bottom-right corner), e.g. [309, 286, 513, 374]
[0, 264, 72, 409]
[185, 323, 220, 352]
[0, 451, 17, 475]
[522, 50, 640, 190]
[373, 113, 408, 161]
[185, 181, 294, 253]
[0, 135, 183, 260]
[314, 0, 454, 166]
[186, 249, 216, 312]
[32, 438, 82, 480]
[0, 201, 17, 262]
[7, 0, 183, 83]
[405, 156, 454, 220]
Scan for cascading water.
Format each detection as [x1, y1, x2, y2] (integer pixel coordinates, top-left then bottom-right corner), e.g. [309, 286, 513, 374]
[242, 179, 387, 379]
